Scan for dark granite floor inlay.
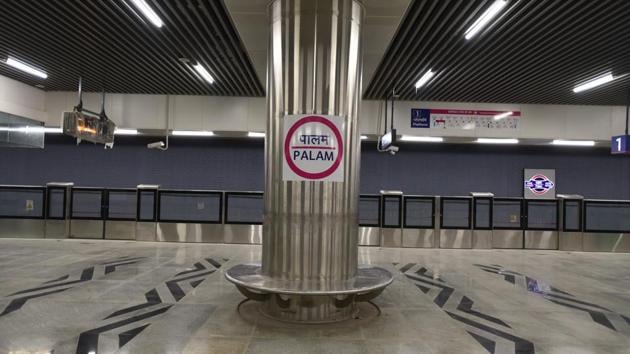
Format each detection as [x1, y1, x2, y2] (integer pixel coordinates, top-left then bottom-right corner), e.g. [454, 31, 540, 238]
[475, 264, 630, 333]
[0, 256, 145, 317]
[397, 263, 536, 354]
[74, 257, 227, 354]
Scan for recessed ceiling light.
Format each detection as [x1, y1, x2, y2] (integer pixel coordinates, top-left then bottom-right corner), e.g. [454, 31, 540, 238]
[193, 63, 215, 84]
[493, 111, 513, 120]
[414, 69, 435, 89]
[130, 0, 163, 28]
[465, 0, 508, 40]
[172, 130, 214, 136]
[400, 135, 444, 142]
[573, 73, 615, 93]
[476, 138, 519, 144]
[5, 56, 47, 79]
[552, 139, 595, 146]
[247, 132, 265, 138]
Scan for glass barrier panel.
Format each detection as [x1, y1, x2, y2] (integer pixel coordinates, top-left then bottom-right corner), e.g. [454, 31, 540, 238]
[382, 196, 402, 228]
[71, 189, 103, 219]
[526, 200, 558, 230]
[584, 201, 630, 233]
[0, 187, 45, 218]
[404, 197, 434, 228]
[0, 112, 45, 148]
[159, 191, 221, 223]
[226, 193, 263, 224]
[474, 198, 492, 229]
[563, 200, 581, 232]
[359, 195, 380, 227]
[138, 190, 156, 221]
[441, 198, 471, 229]
[493, 199, 523, 229]
[107, 190, 136, 220]
[47, 188, 66, 219]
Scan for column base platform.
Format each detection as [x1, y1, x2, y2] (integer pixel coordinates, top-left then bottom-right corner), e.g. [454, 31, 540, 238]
[225, 263, 393, 323]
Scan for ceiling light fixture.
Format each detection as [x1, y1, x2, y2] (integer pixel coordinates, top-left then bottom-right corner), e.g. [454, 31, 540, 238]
[114, 128, 139, 135]
[247, 132, 265, 138]
[42, 127, 63, 133]
[476, 138, 519, 144]
[465, 0, 508, 40]
[360, 135, 368, 140]
[414, 69, 435, 89]
[193, 63, 215, 84]
[130, 0, 164, 28]
[400, 135, 444, 142]
[5, 56, 47, 79]
[172, 130, 214, 136]
[493, 111, 513, 120]
[572, 73, 615, 93]
[552, 139, 595, 147]
[0, 126, 61, 133]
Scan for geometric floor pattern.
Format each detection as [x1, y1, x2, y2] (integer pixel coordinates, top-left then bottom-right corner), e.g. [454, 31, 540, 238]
[0, 238, 629, 354]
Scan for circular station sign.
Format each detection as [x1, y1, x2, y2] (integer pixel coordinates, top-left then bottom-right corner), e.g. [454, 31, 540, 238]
[282, 115, 345, 182]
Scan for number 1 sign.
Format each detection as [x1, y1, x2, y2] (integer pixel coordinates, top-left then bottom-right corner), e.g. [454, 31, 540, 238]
[611, 135, 630, 154]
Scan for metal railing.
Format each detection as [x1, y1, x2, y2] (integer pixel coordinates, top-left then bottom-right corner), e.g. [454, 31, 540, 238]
[0, 184, 629, 252]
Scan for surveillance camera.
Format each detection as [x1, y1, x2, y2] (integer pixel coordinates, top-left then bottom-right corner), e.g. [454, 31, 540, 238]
[147, 141, 165, 149]
[387, 145, 399, 155]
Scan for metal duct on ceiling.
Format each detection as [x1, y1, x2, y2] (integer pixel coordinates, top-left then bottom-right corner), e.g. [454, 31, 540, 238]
[364, 0, 630, 105]
[0, 0, 264, 96]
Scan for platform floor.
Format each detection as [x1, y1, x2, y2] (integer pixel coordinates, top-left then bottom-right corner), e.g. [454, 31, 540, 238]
[0, 239, 629, 354]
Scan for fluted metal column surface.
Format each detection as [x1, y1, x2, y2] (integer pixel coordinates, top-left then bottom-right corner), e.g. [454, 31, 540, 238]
[263, 0, 364, 282]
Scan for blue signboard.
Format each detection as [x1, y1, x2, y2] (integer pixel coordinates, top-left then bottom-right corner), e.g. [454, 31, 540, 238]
[411, 109, 430, 128]
[611, 135, 630, 154]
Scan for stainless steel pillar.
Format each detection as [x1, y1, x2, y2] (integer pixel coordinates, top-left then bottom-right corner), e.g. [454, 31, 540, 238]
[226, 0, 392, 323]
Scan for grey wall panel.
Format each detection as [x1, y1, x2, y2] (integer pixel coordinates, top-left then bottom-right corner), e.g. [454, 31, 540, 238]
[492, 230, 524, 249]
[380, 229, 402, 248]
[472, 230, 492, 249]
[439, 229, 472, 249]
[105, 221, 136, 240]
[402, 229, 435, 248]
[1, 138, 629, 199]
[70, 220, 103, 239]
[136, 222, 157, 242]
[45, 219, 69, 239]
[0, 219, 45, 238]
[359, 227, 380, 246]
[524, 231, 558, 250]
[559, 232, 583, 251]
[583, 233, 630, 253]
[157, 223, 225, 243]
[223, 224, 262, 244]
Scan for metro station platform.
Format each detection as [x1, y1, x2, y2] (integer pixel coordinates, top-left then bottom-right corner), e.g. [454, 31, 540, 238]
[0, 238, 629, 354]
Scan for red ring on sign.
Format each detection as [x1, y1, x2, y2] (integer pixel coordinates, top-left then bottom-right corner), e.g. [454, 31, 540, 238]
[284, 115, 344, 180]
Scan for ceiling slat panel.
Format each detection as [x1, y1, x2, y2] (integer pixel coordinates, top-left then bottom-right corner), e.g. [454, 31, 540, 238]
[364, 0, 630, 105]
[0, 0, 264, 96]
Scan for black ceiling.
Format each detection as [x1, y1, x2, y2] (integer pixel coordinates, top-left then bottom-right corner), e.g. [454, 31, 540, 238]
[364, 0, 630, 105]
[0, 0, 264, 96]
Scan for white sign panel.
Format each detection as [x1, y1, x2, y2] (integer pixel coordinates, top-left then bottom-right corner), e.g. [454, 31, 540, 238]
[283, 115, 345, 182]
[411, 109, 520, 130]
